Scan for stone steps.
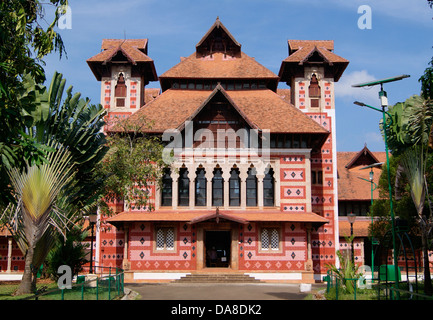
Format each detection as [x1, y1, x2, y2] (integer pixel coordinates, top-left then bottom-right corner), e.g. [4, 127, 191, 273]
[174, 273, 261, 283]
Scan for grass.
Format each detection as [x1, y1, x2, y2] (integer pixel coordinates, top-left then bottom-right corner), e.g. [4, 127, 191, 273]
[0, 278, 124, 300]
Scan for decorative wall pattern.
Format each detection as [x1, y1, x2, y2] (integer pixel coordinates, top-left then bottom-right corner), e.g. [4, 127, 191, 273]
[239, 222, 307, 271]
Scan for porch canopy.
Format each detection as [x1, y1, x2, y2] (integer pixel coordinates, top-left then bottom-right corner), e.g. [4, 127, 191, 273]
[106, 208, 329, 228]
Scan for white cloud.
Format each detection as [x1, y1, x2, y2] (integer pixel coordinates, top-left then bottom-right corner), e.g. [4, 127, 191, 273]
[335, 70, 380, 104]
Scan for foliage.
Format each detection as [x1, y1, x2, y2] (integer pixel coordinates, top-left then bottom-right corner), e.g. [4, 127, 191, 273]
[46, 226, 89, 281]
[97, 117, 165, 215]
[384, 95, 433, 155]
[0, 0, 69, 208]
[1, 142, 76, 295]
[325, 250, 362, 294]
[19, 71, 108, 212]
[0, 73, 107, 294]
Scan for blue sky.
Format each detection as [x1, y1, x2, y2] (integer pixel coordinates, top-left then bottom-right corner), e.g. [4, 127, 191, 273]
[42, 0, 433, 152]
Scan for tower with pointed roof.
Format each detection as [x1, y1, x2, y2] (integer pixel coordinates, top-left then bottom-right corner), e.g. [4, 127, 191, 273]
[279, 39, 349, 274]
[87, 18, 349, 283]
[87, 39, 158, 127]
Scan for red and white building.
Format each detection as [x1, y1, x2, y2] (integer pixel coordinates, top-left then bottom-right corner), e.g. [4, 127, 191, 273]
[85, 18, 350, 283]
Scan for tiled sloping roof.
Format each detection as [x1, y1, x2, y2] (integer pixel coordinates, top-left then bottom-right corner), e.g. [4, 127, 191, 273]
[127, 89, 211, 132]
[159, 52, 278, 79]
[144, 88, 161, 104]
[339, 219, 371, 237]
[227, 89, 328, 134]
[288, 40, 334, 53]
[282, 45, 348, 64]
[107, 208, 329, 225]
[125, 87, 329, 134]
[87, 39, 153, 64]
[337, 151, 387, 201]
[276, 88, 291, 104]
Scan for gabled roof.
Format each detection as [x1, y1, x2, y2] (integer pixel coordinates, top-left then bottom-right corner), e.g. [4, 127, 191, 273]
[279, 40, 349, 82]
[337, 146, 387, 201]
[196, 17, 241, 52]
[159, 52, 279, 82]
[345, 145, 381, 169]
[87, 39, 158, 81]
[124, 86, 329, 136]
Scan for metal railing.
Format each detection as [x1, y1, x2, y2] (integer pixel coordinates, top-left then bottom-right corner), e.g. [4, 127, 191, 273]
[22, 266, 125, 301]
[324, 269, 433, 300]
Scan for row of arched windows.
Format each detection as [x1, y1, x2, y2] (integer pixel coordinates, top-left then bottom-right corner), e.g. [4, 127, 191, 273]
[161, 167, 275, 207]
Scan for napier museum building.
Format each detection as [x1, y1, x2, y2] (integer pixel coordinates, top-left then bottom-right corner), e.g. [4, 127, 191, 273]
[86, 18, 349, 283]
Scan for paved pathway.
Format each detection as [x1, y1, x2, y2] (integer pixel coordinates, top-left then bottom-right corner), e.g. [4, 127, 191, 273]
[125, 282, 325, 300]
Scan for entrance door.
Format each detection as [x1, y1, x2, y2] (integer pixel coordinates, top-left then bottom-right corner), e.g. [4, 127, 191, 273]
[205, 231, 231, 268]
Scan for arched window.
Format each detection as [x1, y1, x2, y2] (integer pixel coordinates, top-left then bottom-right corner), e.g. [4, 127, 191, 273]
[195, 168, 206, 206]
[229, 168, 240, 206]
[246, 167, 257, 207]
[308, 74, 320, 108]
[263, 168, 275, 207]
[178, 168, 189, 206]
[115, 73, 127, 107]
[212, 168, 224, 207]
[161, 168, 172, 206]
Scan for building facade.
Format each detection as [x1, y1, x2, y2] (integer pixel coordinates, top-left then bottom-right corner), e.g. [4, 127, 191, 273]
[87, 18, 349, 283]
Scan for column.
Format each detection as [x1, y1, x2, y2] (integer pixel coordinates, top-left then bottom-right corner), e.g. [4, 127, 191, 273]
[305, 225, 313, 271]
[188, 167, 195, 209]
[171, 170, 179, 209]
[257, 174, 264, 209]
[205, 168, 213, 209]
[7, 237, 12, 272]
[240, 169, 248, 209]
[223, 169, 230, 209]
[122, 226, 130, 270]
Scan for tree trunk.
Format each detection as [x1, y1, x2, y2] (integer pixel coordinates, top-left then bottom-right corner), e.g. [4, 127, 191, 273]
[422, 230, 433, 296]
[15, 245, 36, 295]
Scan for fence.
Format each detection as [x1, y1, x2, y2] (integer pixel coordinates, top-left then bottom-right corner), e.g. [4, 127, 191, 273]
[22, 266, 125, 301]
[324, 269, 433, 300]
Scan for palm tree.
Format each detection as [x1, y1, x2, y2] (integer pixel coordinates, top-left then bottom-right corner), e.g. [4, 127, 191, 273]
[0, 72, 107, 294]
[400, 146, 433, 295]
[2, 142, 76, 294]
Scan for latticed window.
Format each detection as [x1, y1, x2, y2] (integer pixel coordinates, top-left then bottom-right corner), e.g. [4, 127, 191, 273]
[261, 228, 279, 251]
[309, 74, 320, 108]
[212, 168, 224, 206]
[156, 227, 175, 251]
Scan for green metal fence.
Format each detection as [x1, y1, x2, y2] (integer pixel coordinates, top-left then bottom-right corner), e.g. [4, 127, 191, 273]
[324, 269, 433, 300]
[22, 267, 125, 301]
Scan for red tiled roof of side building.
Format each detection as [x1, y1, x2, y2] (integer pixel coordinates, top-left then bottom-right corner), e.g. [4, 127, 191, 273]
[159, 52, 279, 80]
[339, 220, 371, 238]
[87, 39, 153, 64]
[337, 151, 387, 201]
[288, 40, 334, 53]
[123, 87, 329, 135]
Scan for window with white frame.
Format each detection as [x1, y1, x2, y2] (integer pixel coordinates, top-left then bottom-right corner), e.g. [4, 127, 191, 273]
[155, 227, 175, 251]
[260, 227, 280, 251]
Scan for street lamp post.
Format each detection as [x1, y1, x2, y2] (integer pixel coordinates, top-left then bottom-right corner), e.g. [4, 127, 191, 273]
[88, 214, 97, 274]
[359, 162, 382, 280]
[348, 213, 357, 265]
[352, 74, 410, 299]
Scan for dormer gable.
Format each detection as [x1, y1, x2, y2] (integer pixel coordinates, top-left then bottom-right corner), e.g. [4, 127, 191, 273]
[345, 145, 381, 170]
[196, 17, 242, 58]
